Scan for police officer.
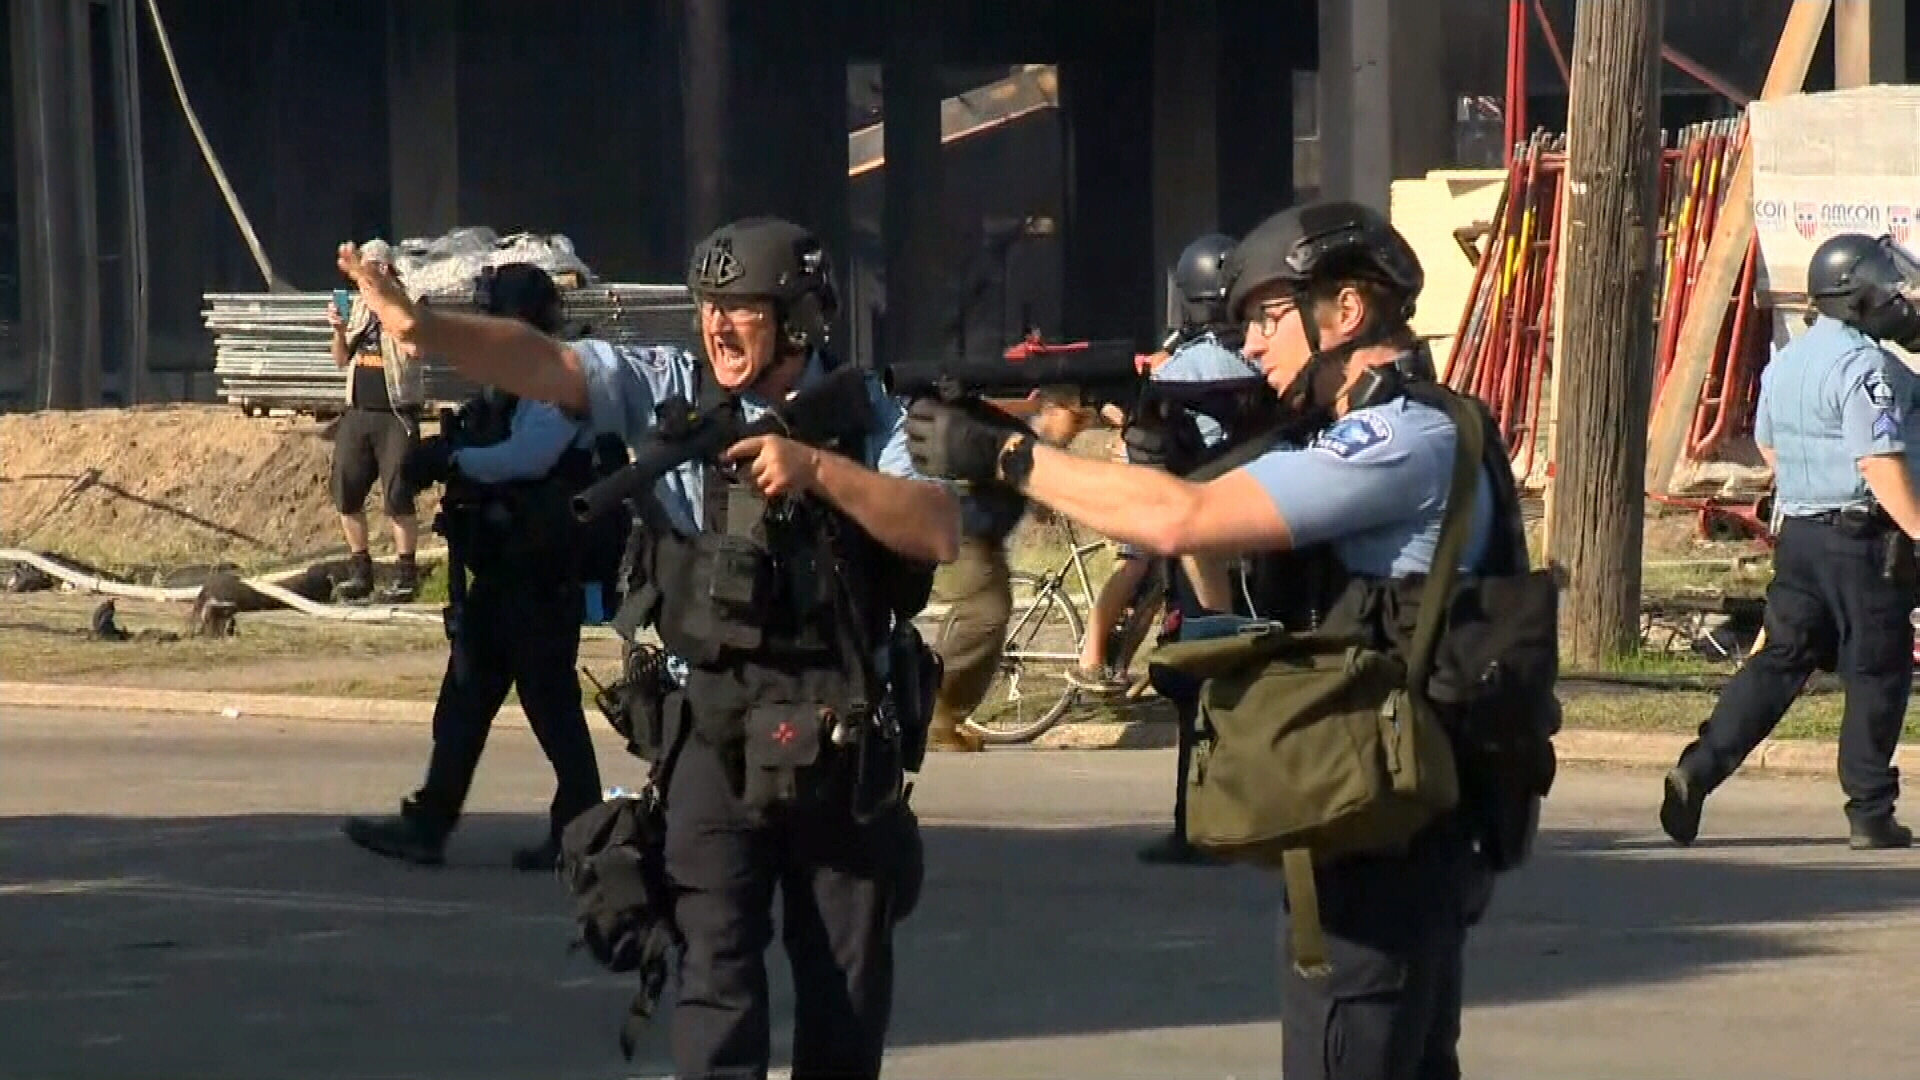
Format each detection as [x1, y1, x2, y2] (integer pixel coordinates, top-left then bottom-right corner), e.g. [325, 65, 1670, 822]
[338, 218, 958, 1079]
[1663, 231, 1920, 851]
[342, 263, 608, 872]
[907, 200, 1499, 1079]
[1080, 231, 1276, 864]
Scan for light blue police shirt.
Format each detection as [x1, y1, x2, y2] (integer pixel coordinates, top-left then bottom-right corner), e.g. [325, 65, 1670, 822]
[449, 397, 590, 484]
[1147, 332, 1263, 448]
[1242, 396, 1495, 578]
[1754, 315, 1919, 518]
[571, 340, 922, 534]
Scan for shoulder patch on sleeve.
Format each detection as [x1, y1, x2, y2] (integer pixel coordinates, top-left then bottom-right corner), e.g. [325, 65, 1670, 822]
[1865, 369, 1897, 409]
[1309, 412, 1394, 460]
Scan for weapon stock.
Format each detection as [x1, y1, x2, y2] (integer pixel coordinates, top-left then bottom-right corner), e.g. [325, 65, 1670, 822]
[571, 366, 876, 523]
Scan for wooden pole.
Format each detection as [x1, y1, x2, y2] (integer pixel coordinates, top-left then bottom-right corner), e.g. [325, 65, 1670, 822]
[1551, 0, 1664, 666]
[1644, 0, 1832, 495]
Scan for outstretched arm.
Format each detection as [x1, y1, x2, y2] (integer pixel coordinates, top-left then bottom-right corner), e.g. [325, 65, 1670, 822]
[336, 243, 589, 414]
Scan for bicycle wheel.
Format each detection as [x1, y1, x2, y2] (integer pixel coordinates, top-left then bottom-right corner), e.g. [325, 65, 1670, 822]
[954, 571, 1086, 745]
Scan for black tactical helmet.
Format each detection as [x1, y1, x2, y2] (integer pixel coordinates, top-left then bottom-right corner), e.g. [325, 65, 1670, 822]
[474, 262, 563, 335]
[688, 216, 839, 351]
[1223, 200, 1423, 324]
[1808, 232, 1917, 325]
[1171, 232, 1236, 327]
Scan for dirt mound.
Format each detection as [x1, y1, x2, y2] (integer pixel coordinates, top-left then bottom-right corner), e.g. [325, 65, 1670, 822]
[0, 405, 440, 576]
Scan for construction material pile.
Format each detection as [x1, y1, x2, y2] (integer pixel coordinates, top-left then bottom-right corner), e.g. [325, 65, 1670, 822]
[1445, 121, 1770, 490]
[209, 286, 698, 416]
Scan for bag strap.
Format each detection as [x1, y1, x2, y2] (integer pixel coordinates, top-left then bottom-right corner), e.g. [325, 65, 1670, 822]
[1405, 387, 1487, 691]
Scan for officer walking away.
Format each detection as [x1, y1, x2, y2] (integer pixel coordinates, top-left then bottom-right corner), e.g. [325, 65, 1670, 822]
[326, 239, 424, 601]
[908, 201, 1516, 1079]
[342, 263, 608, 872]
[338, 218, 959, 1079]
[929, 399, 1091, 754]
[1662, 231, 1920, 851]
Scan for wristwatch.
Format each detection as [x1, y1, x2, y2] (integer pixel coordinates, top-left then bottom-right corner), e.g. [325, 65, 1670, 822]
[996, 433, 1037, 490]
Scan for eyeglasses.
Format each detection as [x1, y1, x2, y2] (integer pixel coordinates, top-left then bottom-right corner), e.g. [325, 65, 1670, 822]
[1246, 299, 1296, 340]
[698, 298, 770, 325]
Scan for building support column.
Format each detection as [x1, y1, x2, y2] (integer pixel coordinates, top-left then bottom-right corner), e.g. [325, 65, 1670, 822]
[1836, 0, 1905, 87]
[680, 0, 849, 345]
[1060, 17, 1157, 344]
[387, 0, 460, 239]
[10, 0, 99, 409]
[1216, 0, 1299, 238]
[1316, 0, 1450, 212]
[1150, 0, 1220, 312]
[881, 5, 944, 365]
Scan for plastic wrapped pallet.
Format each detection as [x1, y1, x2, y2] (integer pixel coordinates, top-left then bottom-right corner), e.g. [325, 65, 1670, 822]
[1750, 86, 1920, 298]
[389, 227, 598, 299]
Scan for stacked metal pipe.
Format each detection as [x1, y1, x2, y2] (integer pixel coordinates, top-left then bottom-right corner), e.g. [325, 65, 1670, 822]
[207, 285, 699, 415]
[1444, 119, 1770, 482]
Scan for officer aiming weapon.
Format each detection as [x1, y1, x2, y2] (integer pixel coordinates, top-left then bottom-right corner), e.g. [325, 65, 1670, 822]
[430, 404, 477, 683]
[882, 335, 1286, 442]
[571, 364, 877, 524]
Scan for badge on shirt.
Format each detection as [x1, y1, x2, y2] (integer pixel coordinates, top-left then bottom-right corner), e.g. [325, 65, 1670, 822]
[1310, 413, 1394, 460]
[1865, 370, 1898, 409]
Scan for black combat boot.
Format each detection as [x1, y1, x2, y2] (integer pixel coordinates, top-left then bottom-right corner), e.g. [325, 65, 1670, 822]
[1660, 766, 1709, 847]
[1849, 815, 1914, 850]
[334, 552, 375, 602]
[342, 795, 449, 866]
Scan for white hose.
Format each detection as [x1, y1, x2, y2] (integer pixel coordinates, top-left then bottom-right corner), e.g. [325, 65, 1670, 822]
[0, 548, 442, 625]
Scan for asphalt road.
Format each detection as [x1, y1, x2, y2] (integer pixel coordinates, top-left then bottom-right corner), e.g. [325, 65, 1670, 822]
[4, 707, 1920, 1079]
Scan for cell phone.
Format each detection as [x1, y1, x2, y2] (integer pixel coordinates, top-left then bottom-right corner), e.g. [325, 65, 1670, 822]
[332, 289, 353, 318]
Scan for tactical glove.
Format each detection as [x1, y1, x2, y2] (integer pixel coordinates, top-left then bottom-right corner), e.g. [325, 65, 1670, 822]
[905, 399, 1028, 483]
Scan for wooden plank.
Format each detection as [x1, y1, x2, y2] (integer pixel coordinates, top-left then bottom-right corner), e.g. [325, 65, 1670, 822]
[1643, 0, 1833, 496]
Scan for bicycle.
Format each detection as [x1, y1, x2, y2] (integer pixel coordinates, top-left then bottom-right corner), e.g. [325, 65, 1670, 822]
[939, 519, 1170, 745]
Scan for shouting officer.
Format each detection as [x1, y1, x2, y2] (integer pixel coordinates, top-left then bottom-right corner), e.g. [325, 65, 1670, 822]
[1663, 231, 1920, 850]
[908, 201, 1505, 1079]
[343, 263, 609, 872]
[338, 218, 958, 1079]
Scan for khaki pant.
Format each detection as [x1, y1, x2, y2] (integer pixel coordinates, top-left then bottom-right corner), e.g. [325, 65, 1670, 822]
[930, 537, 1013, 733]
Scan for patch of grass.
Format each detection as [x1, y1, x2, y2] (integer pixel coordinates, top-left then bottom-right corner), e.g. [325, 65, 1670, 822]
[1641, 557, 1771, 598]
[1561, 689, 1920, 742]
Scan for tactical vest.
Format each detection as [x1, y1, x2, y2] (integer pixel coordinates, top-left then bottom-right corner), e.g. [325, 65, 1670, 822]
[615, 392, 934, 749]
[443, 392, 621, 583]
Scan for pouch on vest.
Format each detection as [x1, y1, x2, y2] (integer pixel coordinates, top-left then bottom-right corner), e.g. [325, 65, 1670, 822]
[1145, 386, 1487, 980]
[741, 702, 828, 815]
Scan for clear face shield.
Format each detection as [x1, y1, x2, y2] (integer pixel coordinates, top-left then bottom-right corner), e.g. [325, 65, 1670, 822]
[1879, 235, 1920, 297]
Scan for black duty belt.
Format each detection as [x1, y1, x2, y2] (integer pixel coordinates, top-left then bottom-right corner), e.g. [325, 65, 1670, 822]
[1794, 505, 1889, 533]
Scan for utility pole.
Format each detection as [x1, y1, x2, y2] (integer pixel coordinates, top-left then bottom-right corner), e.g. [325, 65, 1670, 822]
[1550, 0, 1664, 666]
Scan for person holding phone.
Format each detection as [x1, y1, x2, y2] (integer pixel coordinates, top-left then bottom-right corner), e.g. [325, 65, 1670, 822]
[327, 239, 425, 600]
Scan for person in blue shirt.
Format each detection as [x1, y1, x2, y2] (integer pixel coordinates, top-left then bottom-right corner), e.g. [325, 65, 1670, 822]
[1072, 232, 1262, 695]
[1663, 232, 1920, 852]
[906, 201, 1498, 1080]
[338, 219, 958, 1080]
[343, 264, 608, 875]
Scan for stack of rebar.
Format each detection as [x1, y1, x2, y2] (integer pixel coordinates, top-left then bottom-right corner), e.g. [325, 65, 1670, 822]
[208, 285, 699, 414]
[1445, 118, 1770, 482]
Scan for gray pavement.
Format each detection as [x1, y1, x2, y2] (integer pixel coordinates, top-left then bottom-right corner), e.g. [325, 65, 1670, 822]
[4, 706, 1920, 1079]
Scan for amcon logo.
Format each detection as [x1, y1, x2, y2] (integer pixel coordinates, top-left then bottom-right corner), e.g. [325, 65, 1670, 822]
[1794, 202, 1818, 239]
[1890, 205, 1913, 244]
[1821, 202, 1882, 232]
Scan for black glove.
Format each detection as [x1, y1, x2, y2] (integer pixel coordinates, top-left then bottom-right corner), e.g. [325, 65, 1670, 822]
[905, 399, 1028, 483]
[1122, 413, 1204, 473]
[402, 434, 457, 489]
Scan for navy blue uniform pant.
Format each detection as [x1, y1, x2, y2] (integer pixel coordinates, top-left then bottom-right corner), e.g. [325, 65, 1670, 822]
[1679, 515, 1912, 822]
[417, 575, 604, 840]
[663, 732, 918, 1080]
[1279, 820, 1479, 1080]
